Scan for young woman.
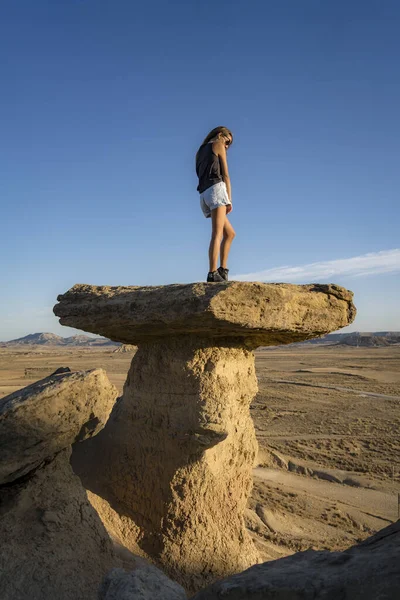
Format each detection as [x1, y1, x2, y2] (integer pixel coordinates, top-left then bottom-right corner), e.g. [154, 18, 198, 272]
[196, 126, 235, 282]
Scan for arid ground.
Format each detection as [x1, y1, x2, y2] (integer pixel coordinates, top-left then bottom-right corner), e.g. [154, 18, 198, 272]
[1, 343, 399, 562]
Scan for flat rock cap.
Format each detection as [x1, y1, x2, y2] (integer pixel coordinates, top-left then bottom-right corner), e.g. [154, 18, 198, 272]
[53, 282, 356, 347]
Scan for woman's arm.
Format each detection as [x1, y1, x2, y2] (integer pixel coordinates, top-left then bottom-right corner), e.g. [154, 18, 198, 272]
[212, 141, 231, 202]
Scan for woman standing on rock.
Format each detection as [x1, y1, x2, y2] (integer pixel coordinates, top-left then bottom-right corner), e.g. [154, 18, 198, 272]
[196, 126, 235, 282]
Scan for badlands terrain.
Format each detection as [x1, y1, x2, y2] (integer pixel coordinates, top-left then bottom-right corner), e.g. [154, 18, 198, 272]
[1, 341, 399, 561]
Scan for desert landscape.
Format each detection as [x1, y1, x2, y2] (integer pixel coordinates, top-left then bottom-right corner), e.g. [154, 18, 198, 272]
[1, 338, 399, 564]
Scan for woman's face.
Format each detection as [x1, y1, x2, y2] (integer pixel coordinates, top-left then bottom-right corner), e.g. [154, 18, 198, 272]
[220, 132, 232, 149]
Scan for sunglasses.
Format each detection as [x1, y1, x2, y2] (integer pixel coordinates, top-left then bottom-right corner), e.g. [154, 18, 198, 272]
[224, 136, 232, 148]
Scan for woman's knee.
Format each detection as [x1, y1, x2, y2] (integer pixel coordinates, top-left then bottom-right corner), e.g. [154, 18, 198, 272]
[223, 227, 236, 241]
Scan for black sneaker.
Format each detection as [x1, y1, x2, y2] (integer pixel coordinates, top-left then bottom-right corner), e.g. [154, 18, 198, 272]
[207, 270, 225, 282]
[218, 267, 229, 281]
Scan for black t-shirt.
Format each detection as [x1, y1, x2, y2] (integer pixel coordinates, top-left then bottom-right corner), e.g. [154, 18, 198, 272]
[196, 143, 223, 193]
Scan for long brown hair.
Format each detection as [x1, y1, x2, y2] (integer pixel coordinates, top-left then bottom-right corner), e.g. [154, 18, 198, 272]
[196, 126, 233, 162]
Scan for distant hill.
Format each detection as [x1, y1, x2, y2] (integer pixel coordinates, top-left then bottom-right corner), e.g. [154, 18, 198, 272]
[3, 331, 400, 349]
[305, 331, 400, 347]
[1, 332, 119, 347]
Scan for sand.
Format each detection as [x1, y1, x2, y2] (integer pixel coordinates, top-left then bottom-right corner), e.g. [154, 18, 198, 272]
[1, 343, 399, 563]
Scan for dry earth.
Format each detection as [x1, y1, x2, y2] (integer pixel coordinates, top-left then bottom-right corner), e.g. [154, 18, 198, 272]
[1, 343, 399, 565]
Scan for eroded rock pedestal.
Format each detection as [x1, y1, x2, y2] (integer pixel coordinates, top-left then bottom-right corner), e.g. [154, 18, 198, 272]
[54, 282, 356, 590]
[94, 338, 258, 585]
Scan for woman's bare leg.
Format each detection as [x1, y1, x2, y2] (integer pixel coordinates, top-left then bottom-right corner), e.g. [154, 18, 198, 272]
[209, 207, 227, 272]
[220, 217, 236, 269]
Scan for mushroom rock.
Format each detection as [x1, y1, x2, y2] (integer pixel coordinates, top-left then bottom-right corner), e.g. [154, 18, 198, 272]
[55, 282, 355, 591]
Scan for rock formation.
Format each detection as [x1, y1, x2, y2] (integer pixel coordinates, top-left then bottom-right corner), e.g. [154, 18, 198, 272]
[0, 369, 117, 484]
[97, 520, 400, 600]
[113, 344, 137, 353]
[0, 369, 120, 600]
[54, 282, 356, 591]
[53, 282, 355, 346]
[191, 521, 400, 599]
[100, 566, 187, 600]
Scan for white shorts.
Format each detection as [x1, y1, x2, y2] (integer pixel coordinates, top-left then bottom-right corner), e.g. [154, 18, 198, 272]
[199, 181, 231, 218]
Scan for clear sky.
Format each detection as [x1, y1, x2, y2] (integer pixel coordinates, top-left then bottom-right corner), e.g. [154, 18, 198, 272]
[1, 0, 399, 341]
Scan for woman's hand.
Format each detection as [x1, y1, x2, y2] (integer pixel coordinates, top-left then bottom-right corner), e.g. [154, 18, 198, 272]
[226, 204, 232, 215]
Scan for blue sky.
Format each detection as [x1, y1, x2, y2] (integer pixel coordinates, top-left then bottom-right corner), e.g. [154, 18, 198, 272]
[1, 0, 399, 341]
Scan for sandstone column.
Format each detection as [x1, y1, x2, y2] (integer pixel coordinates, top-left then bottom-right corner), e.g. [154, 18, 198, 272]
[54, 282, 355, 590]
